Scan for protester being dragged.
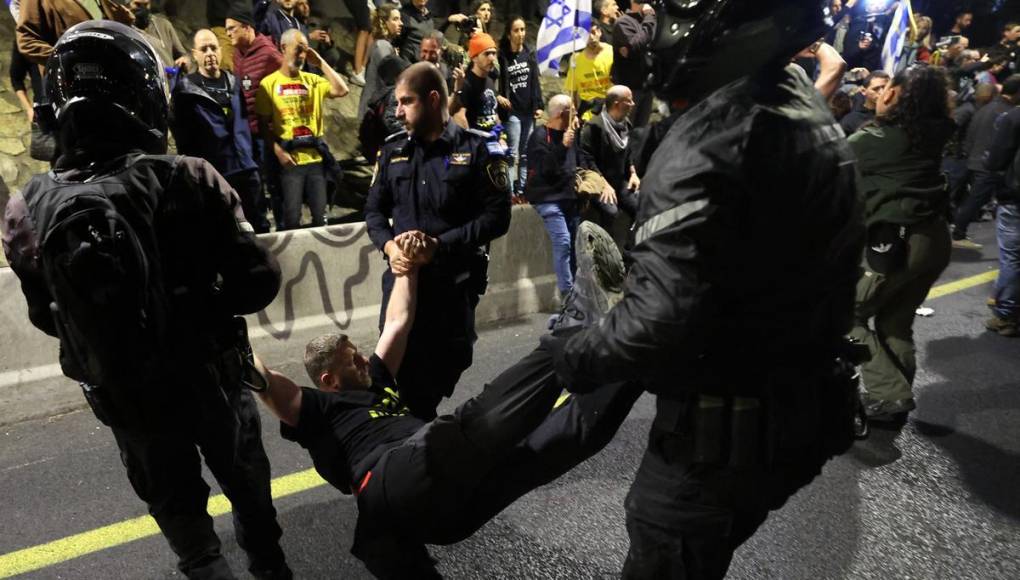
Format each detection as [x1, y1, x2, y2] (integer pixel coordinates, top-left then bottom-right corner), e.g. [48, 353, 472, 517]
[171, 29, 271, 233]
[849, 65, 956, 424]
[983, 79, 1020, 336]
[255, 29, 350, 230]
[611, 1, 655, 127]
[841, 70, 889, 135]
[450, 33, 507, 134]
[566, 24, 614, 121]
[953, 76, 1020, 250]
[358, 3, 403, 120]
[498, 16, 543, 196]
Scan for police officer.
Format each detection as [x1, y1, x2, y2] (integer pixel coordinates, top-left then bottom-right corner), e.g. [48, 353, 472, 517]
[365, 61, 511, 420]
[2, 22, 290, 579]
[545, 2, 866, 577]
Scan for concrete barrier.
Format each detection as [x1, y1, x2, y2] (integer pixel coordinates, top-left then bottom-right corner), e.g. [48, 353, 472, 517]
[0, 206, 557, 425]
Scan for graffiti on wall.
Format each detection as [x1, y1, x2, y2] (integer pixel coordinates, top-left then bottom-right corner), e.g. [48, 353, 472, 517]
[256, 224, 378, 341]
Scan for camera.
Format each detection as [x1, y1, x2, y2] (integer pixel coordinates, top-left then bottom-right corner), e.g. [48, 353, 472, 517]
[457, 15, 480, 36]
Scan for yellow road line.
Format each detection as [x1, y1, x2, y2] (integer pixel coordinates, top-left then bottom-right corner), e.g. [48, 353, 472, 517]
[0, 269, 1002, 577]
[0, 469, 326, 578]
[927, 269, 998, 300]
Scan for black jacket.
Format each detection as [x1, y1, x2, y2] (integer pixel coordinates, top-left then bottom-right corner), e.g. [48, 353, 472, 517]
[170, 71, 258, 178]
[965, 97, 1014, 172]
[2, 154, 281, 360]
[365, 121, 511, 271]
[986, 106, 1020, 200]
[580, 113, 633, 195]
[554, 65, 864, 395]
[611, 11, 655, 89]
[525, 125, 592, 205]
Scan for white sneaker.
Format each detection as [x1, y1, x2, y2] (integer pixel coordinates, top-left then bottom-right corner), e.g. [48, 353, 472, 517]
[348, 71, 366, 87]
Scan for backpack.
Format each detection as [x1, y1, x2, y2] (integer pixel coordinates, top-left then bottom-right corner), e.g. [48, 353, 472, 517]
[24, 155, 176, 428]
[359, 91, 390, 164]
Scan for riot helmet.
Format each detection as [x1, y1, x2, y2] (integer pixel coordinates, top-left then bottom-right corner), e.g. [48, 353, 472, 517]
[650, 0, 828, 101]
[41, 20, 170, 156]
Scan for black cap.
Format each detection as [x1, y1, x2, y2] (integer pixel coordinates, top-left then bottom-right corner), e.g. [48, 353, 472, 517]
[226, 1, 255, 27]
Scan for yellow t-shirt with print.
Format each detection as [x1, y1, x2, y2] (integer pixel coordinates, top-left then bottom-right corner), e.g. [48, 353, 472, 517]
[564, 43, 614, 120]
[254, 70, 331, 166]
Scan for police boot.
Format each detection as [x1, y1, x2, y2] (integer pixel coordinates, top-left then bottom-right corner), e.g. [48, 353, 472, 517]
[550, 221, 625, 331]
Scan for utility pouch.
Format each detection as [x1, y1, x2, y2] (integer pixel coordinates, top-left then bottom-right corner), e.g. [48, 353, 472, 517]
[728, 397, 762, 468]
[692, 395, 726, 463]
[468, 249, 490, 296]
[865, 222, 907, 275]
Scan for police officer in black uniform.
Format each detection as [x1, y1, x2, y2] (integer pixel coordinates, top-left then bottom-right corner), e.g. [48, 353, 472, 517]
[546, 2, 866, 577]
[2, 22, 290, 580]
[365, 61, 512, 420]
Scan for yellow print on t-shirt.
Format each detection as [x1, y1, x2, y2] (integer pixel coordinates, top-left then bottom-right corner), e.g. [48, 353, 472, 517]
[254, 70, 332, 165]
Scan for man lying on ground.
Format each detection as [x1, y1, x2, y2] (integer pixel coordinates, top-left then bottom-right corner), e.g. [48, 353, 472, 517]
[251, 224, 640, 578]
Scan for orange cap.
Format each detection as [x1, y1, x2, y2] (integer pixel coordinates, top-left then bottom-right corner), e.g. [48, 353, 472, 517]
[468, 33, 497, 59]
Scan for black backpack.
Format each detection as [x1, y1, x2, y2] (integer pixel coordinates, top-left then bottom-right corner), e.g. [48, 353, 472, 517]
[24, 155, 176, 427]
[359, 91, 391, 164]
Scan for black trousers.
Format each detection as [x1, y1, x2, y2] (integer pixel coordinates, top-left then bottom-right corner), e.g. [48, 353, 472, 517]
[225, 168, 271, 234]
[111, 376, 288, 580]
[953, 171, 1003, 238]
[621, 383, 848, 580]
[380, 268, 478, 420]
[354, 344, 642, 578]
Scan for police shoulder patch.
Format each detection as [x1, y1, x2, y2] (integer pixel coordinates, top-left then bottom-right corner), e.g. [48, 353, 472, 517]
[486, 158, 511, 194]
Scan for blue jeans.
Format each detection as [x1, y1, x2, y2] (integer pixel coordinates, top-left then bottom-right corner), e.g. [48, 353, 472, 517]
[534, 201, 580, 296]
[279, 161, 327, 230]
[504, 113, 534, 195]
[995, 203, 1020, 320]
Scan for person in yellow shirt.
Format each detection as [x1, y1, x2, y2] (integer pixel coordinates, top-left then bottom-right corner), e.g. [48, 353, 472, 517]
[564, 24, 614, 120]
[255, 28, 349, 230]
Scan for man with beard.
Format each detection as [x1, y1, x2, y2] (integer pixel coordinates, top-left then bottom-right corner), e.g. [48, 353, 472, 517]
[544, 1, 865, 577]
[254, 28, 349, 230]
[364, 62, 511, 419]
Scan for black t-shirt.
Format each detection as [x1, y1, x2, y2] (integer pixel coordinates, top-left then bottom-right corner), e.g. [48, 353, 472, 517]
[280, 355, 425, 493]
[189, 72, 232, 117]
[461, 69, 501, 132]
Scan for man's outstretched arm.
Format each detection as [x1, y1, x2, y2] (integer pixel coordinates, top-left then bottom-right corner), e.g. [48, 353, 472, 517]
[252, 356, 303, 427]
[375, 231, 434, 376]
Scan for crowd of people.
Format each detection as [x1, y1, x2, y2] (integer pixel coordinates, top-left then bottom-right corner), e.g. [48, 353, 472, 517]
[4, 1, 1020, 579]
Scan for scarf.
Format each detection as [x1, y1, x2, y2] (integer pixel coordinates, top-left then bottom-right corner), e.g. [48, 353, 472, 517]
[601, 109, 630, 151]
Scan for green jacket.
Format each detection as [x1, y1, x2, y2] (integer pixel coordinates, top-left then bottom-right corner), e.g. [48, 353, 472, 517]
[848, 122, 953, 226]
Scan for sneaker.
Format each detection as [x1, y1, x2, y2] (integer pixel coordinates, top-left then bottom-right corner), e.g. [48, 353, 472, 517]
[348, 71, 366, 87]
[984, 315, 1019, 337]
[951, 237, 983, 250]
[549, 221, 625, 332]
[863, 397, 916, 423]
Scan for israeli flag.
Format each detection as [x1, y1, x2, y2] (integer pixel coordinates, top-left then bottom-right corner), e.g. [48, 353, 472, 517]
[882, 0, 914, 75]
[536, 0, 593, 76]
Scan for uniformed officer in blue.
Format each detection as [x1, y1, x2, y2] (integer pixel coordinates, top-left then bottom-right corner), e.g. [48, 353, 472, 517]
[365, 61, 512, 419]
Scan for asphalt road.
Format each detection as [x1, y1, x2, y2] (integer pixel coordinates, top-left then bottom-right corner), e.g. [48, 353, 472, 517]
[1, 220, 1018, 579]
